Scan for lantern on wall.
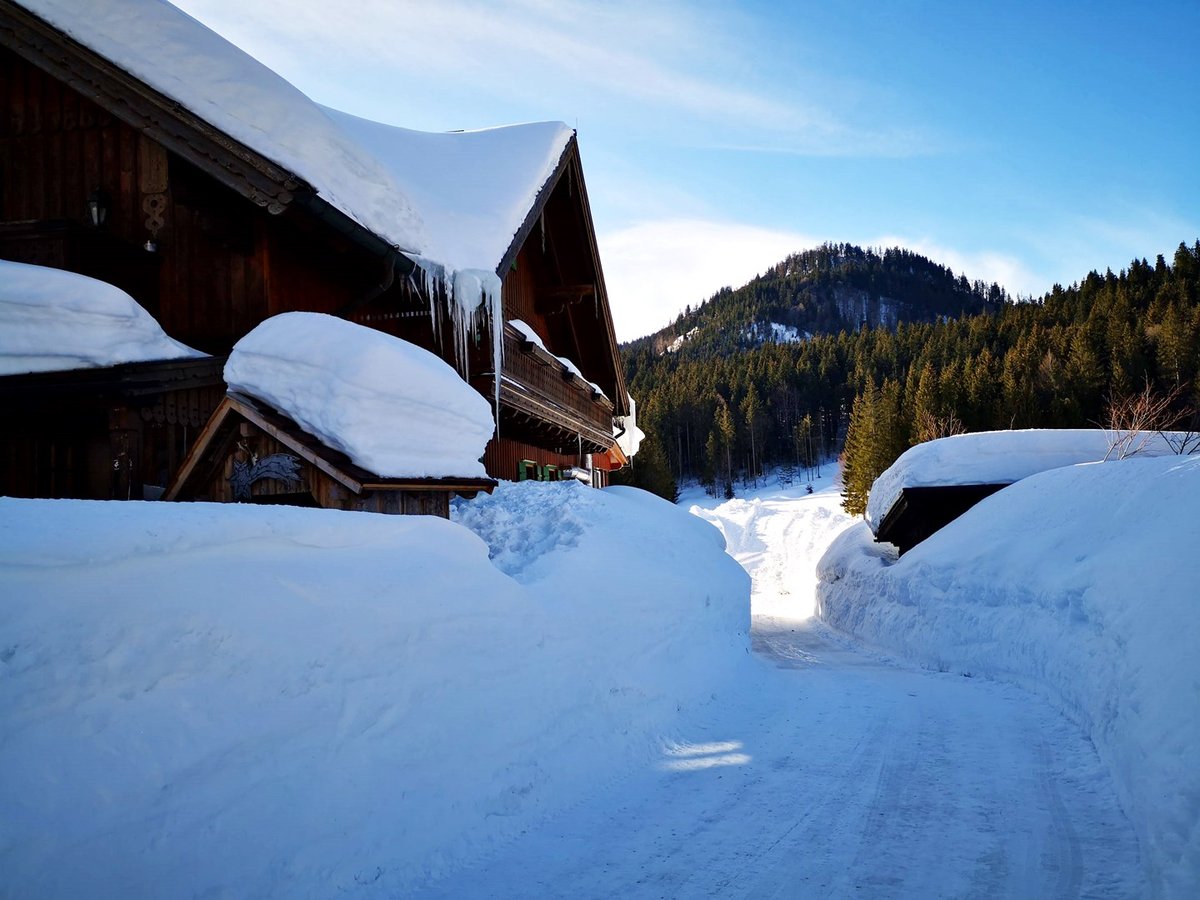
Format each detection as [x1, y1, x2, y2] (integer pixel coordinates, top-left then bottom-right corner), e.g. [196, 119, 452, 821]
[86, 189, 110, 228]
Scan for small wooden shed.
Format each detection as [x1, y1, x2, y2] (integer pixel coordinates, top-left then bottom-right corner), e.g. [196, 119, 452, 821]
[164, 392, 495, 517]
[873, 484, 1011, 555]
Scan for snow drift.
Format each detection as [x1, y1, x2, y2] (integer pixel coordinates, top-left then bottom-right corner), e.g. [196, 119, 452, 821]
[0, 259, 203, 375]
[0, 483, 748, 899]
[818, 455, 1200, 896]
[223, 312, 495, 479]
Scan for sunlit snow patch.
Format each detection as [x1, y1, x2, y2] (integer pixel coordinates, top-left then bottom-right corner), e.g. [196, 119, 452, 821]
[661, 740, 751, 771]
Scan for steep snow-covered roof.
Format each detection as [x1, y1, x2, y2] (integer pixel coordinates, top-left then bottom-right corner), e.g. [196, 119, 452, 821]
[325, 111, 573, 276]
[224, 313, 494, 479]
[866, 429, 1185, 531]
[21, 0, 426, 256]
[0, 259, 204, 375]
[20, 0, 573, 279]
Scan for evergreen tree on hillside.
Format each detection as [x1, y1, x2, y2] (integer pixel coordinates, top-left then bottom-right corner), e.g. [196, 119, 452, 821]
[620, 241, 1200, 512]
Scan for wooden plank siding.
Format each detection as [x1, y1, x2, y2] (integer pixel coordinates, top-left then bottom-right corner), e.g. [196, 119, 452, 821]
[483, 435, 606, 487]
[0, 45, 385, 356]
[0, 362, 225, 501]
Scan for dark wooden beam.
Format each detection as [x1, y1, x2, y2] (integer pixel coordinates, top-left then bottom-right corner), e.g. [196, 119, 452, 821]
[0, 1, 303, 213]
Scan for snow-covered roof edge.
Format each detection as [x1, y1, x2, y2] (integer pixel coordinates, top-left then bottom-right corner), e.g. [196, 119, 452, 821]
[866, 428, 1191, 531]
[13, 0, 426, 255]
[0, 259, 205, 375]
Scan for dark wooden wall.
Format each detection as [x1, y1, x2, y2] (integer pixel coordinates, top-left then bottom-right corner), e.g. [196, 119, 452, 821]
[0, 45, 378, 355]
[0, 380, 224, 500]
[187, 419, 450, 517]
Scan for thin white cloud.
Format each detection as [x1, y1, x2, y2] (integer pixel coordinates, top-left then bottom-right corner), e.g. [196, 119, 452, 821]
[599, 219, 819, 342]
[600, 221, 1097, 342]
[171, 0, 934, 157]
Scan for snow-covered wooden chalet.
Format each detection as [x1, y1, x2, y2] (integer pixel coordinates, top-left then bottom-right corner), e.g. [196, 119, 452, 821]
[0, 0, 633, 512]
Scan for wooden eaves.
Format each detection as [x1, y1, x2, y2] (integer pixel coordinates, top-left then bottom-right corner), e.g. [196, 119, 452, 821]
[875, 483, 1011, 555]
[495, 134, 629, 418]
[0, 0, 412, 269]
[0, 355, 226, 400]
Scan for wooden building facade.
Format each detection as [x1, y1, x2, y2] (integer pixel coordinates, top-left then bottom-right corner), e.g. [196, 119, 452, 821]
[0, 0, 629, 510]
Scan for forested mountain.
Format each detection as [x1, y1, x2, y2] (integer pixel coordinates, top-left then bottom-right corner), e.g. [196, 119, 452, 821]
[616, 241, 1200, 507]
[624, 243, 1009, 362]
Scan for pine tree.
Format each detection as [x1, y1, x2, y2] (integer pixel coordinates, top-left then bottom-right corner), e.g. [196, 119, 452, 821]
[840, 385, 877, 516]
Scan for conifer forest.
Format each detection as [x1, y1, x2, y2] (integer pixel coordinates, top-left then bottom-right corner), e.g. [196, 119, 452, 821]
[616, 241, 1200, 510]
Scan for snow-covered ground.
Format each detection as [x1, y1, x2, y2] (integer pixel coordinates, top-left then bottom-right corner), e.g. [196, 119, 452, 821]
[685, 468, 851, 621]
[0, 484, 746, 899]
[3, 460, 1188, 897]
[410, 469, 1148, 898]
[821, 454, 1200, 897]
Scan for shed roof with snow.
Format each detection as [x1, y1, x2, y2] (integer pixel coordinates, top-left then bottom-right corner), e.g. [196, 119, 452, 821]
[869, 429, 1189, 553]
[165, 392, 495, 517]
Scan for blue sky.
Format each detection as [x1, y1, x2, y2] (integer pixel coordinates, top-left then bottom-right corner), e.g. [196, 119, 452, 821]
[173, 0, 1199, 340]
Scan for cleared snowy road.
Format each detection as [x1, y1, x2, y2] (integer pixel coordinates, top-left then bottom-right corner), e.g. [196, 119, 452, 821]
[413, 480, 1144, 899]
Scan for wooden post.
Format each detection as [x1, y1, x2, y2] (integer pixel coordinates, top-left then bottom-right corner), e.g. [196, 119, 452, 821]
[107, 405, 142, 500]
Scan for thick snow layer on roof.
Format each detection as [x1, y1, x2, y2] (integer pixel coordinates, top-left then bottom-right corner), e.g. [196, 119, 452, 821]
[325, 111, 572, 275]
[22, 0, 426, 254]
[223, 313, 493, 479]
[0, 483, 747, 896]
[819, 455, 1200, 895]
[0, 259, 203, 375]
[866, 428, 1183, 530]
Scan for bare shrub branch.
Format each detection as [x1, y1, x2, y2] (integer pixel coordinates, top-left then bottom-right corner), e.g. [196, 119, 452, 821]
[1103, 380, 1195, 459]
[915, 409, 966, 444]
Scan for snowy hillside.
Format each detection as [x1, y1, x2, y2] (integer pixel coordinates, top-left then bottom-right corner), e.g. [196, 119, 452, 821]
[818, 455, 1200, 896]
[0, 484, 748, 899]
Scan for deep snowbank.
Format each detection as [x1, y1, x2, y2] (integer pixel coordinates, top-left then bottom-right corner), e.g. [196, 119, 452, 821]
[0, 259, 203, 375]
[818, 455, 1200, 896]
[0, 485, 747, 899]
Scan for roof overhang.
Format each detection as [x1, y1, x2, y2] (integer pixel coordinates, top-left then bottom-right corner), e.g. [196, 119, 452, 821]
[496, 135, 629, 418]
[0, 1, 415, 273]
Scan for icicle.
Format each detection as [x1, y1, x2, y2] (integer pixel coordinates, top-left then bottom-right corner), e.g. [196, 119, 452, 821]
[540, 212, 545, 254]
[487, 275, 503, 434]
[412, 257, 503, 435]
